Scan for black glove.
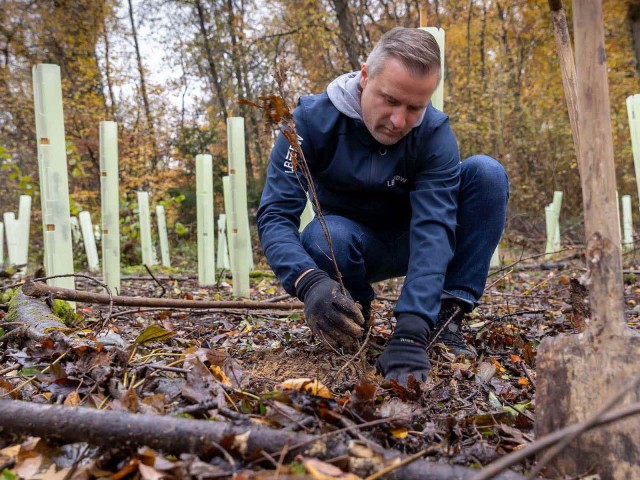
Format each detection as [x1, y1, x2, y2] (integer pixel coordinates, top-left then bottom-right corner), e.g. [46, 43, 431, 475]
[376, 314, 432, 386]
[295, 269, 364, 349]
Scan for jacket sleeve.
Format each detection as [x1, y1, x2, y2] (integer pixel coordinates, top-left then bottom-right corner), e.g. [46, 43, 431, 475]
[256, 105, 319, 295]
[394, 119, 461, 328]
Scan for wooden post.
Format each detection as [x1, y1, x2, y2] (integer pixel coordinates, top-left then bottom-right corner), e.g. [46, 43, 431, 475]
[32, 64, 75, 292]
[137, 191, 154, 266]
[16, 195, 31, 267]
[100, 121, 120, 291]
[536, 1, 640, 476]
[549, 0, 581, 164]
[156, 205, 171, 268]
[196, 154, 215, 285]
[78, 211, 99, 271]
[227, 118, 251, 297]
[420, 27, 445, 111]
[622, 195, 633, 249]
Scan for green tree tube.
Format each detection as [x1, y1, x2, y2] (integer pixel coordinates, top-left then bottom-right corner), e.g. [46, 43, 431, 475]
[99, 121, 120, 291]
[156, 205, 171, 267]
[422, 27, 445, 112]
[137, 191, 154, 266]
[3, 212, 17, 265]
[622, 195, 633, 249]
[196, 154, 215, 285]
[217, 214, 230, 270]
[227, 118, 251, 297]
[222, 175, 234, 268]
[626, 95, 640, 209]
[79, 211, 99, 271]
[17, 195, 31, 267]
[32, 64, 75, 293]
[299, 198, 314, 232]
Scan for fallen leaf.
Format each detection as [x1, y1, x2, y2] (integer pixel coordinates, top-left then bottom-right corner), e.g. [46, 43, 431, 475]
[210, 365, 232, 387]
[475, 362, 496, 384]
[278, 378, 332, 398]
[134, 324, 176, 345]
[64, 391, 81, 406]
[302, 457, 361, 480]
[389, 426, 408, 439]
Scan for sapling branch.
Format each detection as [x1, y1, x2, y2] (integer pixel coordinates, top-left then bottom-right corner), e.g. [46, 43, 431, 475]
[239, 64, 346, 297]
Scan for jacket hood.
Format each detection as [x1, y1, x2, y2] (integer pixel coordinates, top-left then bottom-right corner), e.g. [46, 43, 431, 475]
[326, 71, 428, 128]
[326, 71, 363, 120]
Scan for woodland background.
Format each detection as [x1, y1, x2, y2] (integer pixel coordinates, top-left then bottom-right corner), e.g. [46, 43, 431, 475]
[1, 0, 640, 260]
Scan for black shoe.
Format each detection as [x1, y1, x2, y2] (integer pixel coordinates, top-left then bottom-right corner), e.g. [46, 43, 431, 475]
[432, 299, 477, 359]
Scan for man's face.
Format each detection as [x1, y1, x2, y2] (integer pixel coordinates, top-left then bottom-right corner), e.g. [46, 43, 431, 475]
[359, 57, 439, 145]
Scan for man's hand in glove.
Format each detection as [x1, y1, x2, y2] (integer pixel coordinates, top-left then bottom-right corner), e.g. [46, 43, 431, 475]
[295, 269, 364, 350]
[376, 314, 431, 386]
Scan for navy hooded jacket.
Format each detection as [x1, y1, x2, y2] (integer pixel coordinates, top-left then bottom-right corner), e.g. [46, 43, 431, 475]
[256, 88, 460, 329]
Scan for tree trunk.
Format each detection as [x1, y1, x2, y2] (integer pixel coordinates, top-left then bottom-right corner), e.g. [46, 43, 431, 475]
[127, 0, 158, 165]
[194, 0, 228, 122]
[330, 0, 362, 70]
[226, 0, 256, 192]
[628, 2, 640, 72]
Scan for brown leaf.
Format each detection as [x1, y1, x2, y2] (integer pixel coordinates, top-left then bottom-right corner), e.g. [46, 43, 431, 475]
[278, 378, 333, 398]
[302, 457, 361, 480]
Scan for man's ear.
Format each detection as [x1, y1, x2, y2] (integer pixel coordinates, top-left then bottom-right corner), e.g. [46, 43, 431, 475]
[360, 63, 368, 89]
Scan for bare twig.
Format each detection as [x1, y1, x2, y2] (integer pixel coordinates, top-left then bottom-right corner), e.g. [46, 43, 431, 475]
[324, 326, 372, 384]
[144, 264, 167, 298]
[364, 448, 430, 480]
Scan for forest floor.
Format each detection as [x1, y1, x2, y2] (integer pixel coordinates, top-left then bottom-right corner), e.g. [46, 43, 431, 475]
[1, 245, 640, 479]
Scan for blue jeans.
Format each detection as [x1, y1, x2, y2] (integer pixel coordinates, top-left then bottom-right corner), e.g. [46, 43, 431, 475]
[300, 155, 509, 308]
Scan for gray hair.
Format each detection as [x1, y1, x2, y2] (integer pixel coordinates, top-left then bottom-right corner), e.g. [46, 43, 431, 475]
[366, 27, 441, 79]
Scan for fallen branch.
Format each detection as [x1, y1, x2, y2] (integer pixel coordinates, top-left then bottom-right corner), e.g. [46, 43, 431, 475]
[1, 289, 83, 348]
[0, 400, 524, 480]
[22, 281, 303, 311]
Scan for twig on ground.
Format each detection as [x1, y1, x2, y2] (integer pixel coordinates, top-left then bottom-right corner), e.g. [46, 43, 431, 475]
[324, 327, 372, 384]
[144, 264, 167, 298]
[364, 448, 429, 480]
